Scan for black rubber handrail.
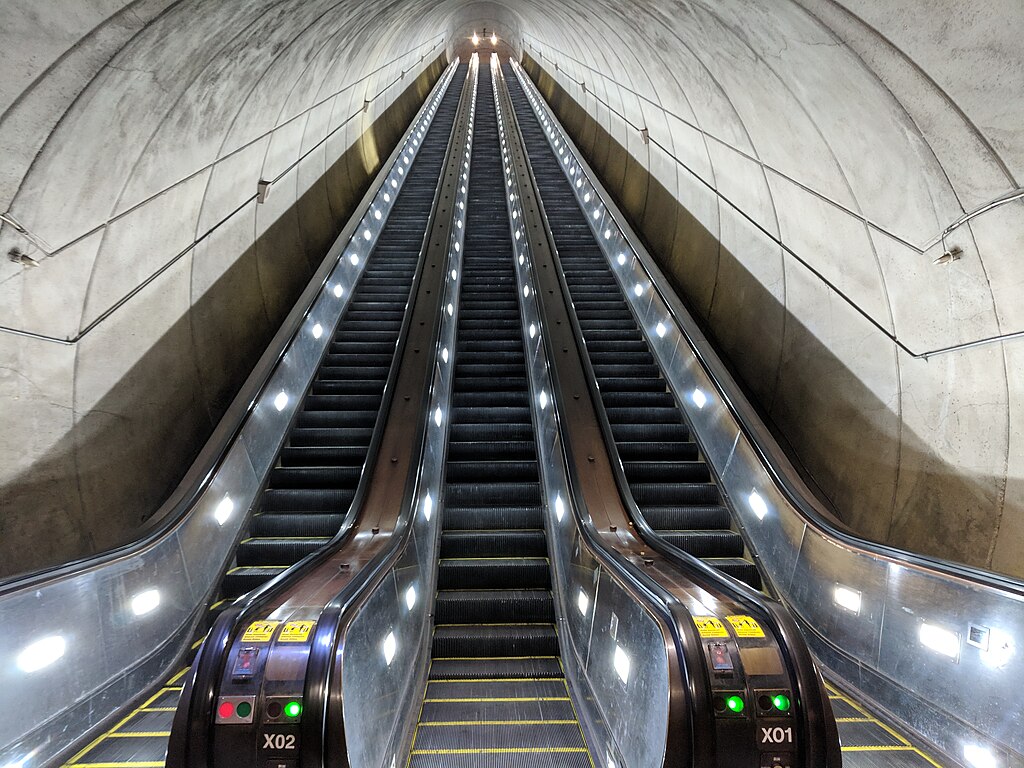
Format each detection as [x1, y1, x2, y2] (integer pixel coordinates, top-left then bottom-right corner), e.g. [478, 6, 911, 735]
[501, 61, 840, 767]
[168, 62, 465, 768]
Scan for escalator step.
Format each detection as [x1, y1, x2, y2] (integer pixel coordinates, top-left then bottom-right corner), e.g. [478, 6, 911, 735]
[446, 441, 537, 461]
[250, 513, 346, 537]
[445, 460, 538, 482]
[268, 466, 361, 488]
[441, 506, 544, 530]
[438, 558, 550, 590]
[660, 530, 746, 558]
[622, 461, 710, 483]
[434, 589, 553, 623]
[279, 446, 366, 466]
[630, 482, 719, 505]
[261, 488, 356, 511]
[707, 558, 763, 589]
[432, 624, 558, 658]
[235, 537, 327, 565]
[642, 505, 733, 530]
[445, 481, 542, 506]
[440, 530, 547, 557]
[288, 427, 373, 446]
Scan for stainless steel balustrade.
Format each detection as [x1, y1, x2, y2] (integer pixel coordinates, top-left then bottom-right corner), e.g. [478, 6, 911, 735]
[0, 60, 461, 768]
[495, 58, 672, 768]
[337, 54, 479, 768]
[510, 56, 1024, 768]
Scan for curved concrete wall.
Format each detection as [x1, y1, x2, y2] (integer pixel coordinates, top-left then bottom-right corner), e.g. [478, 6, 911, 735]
[0, 1, 450, 576]
[1, 0, 1021, 577]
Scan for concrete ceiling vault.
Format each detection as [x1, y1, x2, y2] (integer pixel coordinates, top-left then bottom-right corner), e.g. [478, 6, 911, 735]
[0, 0, 1022, 578]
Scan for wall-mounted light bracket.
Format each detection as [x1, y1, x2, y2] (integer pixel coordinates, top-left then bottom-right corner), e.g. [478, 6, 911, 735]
[256, 180, 271, 204]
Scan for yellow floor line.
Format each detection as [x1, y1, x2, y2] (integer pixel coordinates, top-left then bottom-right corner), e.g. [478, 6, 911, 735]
[107, 732, 171, 738]
[827, 681, 944, 767]
[140, 707, 177, 713]
[428, 677, 562, 683]
[166, 667, 191, 685]
[69, 762, 166, 767]
[411, 748, 588, 755]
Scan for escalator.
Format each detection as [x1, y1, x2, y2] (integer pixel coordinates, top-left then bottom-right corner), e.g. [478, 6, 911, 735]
[502, 64, 759, 592]
[60, 63, 468, 768]
[502, 62, 944, 768]
[406, 60, 592, 768]
[222, 80, 460, 598]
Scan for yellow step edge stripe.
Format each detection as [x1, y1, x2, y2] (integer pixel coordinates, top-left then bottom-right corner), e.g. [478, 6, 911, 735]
[835, 717, 874, 723]
[427, 677, 563, 683]
[420, 720, 577, 726]
[424, 697, 569, 703]
[411, 748, 588, 755]
[140, 707, 177, 712]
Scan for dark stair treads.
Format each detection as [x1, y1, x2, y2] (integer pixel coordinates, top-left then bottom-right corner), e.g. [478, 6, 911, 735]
[217, 64, 469, 601]
[504, 64, 763, 592]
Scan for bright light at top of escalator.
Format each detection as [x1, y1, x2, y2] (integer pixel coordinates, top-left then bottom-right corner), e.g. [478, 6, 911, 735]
[131, 589, 161, 616]
[748, 491, 768, 520]
[472, 32, 480, 46]
[17, 636, 65, 673]
[920, 622, 960, 660]
[214, 495, 234, 526]
[964, 744, 998, 768]
[405, 585, 417, 611]
[833, 585, 862, 615]
[273, 391, 289, 412]
[490, 33, 497, 45]
[692, 389, 707, 409]
[613, 645, 630, 684]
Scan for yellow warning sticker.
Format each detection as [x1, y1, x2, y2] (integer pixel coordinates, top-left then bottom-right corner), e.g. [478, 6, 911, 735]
[241, 621, 280, 642]
[278, 620, 316, 643]
[693, 616, 730, 638]
[725, 615, 765, 639]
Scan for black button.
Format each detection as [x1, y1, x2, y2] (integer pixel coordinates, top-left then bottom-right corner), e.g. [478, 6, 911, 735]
[266, 701, 283, 718]
[264, 760, 296, 768]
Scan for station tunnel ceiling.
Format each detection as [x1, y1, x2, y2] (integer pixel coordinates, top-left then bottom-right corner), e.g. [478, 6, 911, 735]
[0, 0, 1022, 577]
